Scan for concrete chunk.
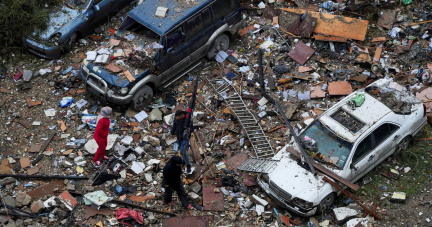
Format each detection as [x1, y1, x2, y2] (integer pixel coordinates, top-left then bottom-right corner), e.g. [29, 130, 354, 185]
[333, 207, 359, 223]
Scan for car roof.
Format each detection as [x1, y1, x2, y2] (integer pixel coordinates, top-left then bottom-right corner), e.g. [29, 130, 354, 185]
[319, 92, 392, 143]
[128, 0, 214, 35]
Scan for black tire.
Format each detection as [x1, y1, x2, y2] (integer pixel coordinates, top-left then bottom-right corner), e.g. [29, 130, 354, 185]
[316, 193, 335, 214]
[129, 85, 153, 111]
[393, 136, 411, 157]
[206, 34, 229, 60]
[65, 33, 77, 52]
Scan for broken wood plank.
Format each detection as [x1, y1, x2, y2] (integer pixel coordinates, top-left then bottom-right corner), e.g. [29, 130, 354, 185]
[281, 8, 369, 41]
[267, 125, 283, 133]
[373, 47, 382, 63]
[287, 147, 360, 191]
[128, 195, 156, 202]
[313, 34, 347, 42]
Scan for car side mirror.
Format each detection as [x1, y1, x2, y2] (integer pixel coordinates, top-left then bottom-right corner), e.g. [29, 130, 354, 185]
[350, 163, 358, 171]
[167, 47, 174, 54]
[93, 5, 100, 12]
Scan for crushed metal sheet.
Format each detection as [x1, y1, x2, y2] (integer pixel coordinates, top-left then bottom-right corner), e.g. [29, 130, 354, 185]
[203, 180, 224, 211]
[83, 205, 114, 220]
[163, 215, 214, 227]
[27, 180, 64, 200]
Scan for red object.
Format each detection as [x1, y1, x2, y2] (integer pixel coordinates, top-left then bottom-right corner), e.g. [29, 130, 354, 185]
[58, 191, 77, 210]
[115, 208, 144, 226]
[13, 72, 23, 82]
[93, 118, 110, 162]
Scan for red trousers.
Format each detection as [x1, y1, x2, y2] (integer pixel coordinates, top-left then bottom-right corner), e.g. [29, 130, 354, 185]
[93, 138, 107, 162]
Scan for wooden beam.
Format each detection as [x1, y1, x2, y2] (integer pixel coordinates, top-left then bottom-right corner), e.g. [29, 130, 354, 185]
[323, 176, 381, 220]
[281, 8, 369, 41]
[286, 147, 360, 191]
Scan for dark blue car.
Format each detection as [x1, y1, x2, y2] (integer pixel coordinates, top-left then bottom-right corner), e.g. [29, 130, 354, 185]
[80, 0, 244, 110]
[25, 0, 134, 59]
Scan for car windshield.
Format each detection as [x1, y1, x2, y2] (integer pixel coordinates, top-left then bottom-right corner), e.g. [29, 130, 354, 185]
[65, 0, 92, 11]
[301, 120, 353, 168]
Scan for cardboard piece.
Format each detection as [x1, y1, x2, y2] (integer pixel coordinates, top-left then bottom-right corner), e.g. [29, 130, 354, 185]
[123, 70, 135, 82]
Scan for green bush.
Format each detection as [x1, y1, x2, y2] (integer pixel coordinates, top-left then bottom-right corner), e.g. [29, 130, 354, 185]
[0, 0, 62, 53]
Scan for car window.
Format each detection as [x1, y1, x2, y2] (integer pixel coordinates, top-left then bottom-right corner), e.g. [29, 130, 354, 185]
[353, 135, 374, 164]
[167, 26, 186, 49]
[373, 123, 399, 146]
[187, 13, 203, 39]
[212, 0, 235, 21]
[301, 120, 353, 168]
[202, 8, 212, 29]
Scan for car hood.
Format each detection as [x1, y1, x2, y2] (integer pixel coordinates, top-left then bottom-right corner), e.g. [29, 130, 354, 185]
[269, 146, 343, 202]
[86, 62, 150, 88]
[269, 156, 325, 201]
[35, 6, 79, 40]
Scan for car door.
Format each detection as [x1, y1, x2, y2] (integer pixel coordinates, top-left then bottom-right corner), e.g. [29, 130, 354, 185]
[187, 8, 213, 63]
[86, 0, 115, 31]
[348, 133, 379, 183]
[372, 123, 400, 164]
[158, 25, 191, 84]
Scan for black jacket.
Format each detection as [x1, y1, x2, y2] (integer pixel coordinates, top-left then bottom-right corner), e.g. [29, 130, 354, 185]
[162, 156, 183, 190]
[170, 118, 194, 141]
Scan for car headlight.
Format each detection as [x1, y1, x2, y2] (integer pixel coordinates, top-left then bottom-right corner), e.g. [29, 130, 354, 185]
[292, 198, 313, 209]
[49, 33, 62, 43]
[120, 87, 129, 95]
[82, 63, 90, 74]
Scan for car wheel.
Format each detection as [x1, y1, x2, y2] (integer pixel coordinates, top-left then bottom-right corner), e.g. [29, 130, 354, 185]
[129, 85, 153, 111]
[393, 136, 411, 157]
[65, 33, 77, 52]
[317, 193, 335, 214]
[207, 34, 229, 60]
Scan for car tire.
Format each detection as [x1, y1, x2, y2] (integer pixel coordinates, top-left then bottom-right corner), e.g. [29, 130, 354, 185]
[129, 85, 153, 111]
[65, 33, 77, 52]
[207, 34, 229, 60]
[317, 193, 335, 214]
[393, 136, 411, 157]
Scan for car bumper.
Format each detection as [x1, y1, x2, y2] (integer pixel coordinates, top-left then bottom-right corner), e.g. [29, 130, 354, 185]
[78, 69, 133, 105]
[25, 38, 62, 59]
[257, 178, 317, 217]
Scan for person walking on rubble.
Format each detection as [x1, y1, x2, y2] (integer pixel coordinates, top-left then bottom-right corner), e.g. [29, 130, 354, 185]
[162, 156, 192, 209]
[170, 110, 193, 173]
[93, 106, 112, 167]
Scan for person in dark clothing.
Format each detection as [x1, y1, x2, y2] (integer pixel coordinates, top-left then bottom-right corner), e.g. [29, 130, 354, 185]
[162, 156, 192, 209]
[170, 110, 193, 173]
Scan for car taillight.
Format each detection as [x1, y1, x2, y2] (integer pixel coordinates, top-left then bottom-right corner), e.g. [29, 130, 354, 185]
[423, 104, 427, 118]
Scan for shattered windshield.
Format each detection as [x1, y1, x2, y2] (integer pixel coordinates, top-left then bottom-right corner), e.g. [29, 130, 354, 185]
[301, 120, 353, 169]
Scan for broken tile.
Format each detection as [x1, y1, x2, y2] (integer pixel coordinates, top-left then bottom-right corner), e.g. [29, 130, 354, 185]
[288, 41, 315, 65]
[328, 81, 352, 96]
[20, 157, 31, 168]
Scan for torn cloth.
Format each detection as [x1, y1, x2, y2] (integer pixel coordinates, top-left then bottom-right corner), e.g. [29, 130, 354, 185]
[115, 208, 144, 226]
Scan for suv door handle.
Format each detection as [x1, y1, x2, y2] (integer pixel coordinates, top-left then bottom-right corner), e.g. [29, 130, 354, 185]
[368, 155, 375, 161]
[393, 135, 399, 141]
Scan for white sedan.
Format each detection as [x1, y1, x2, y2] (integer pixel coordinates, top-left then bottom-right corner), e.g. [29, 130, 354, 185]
[258, 79, 427, 216]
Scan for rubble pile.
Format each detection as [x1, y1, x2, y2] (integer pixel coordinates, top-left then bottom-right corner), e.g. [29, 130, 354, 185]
[1, 0, 432, 226]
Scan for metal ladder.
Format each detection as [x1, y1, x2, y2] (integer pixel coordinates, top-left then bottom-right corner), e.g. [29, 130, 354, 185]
[238, 158, 279, 173]
[206, 77, 275, 158]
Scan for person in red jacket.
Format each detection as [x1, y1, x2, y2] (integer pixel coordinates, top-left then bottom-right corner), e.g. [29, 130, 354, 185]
[93, 106, 112, 167]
